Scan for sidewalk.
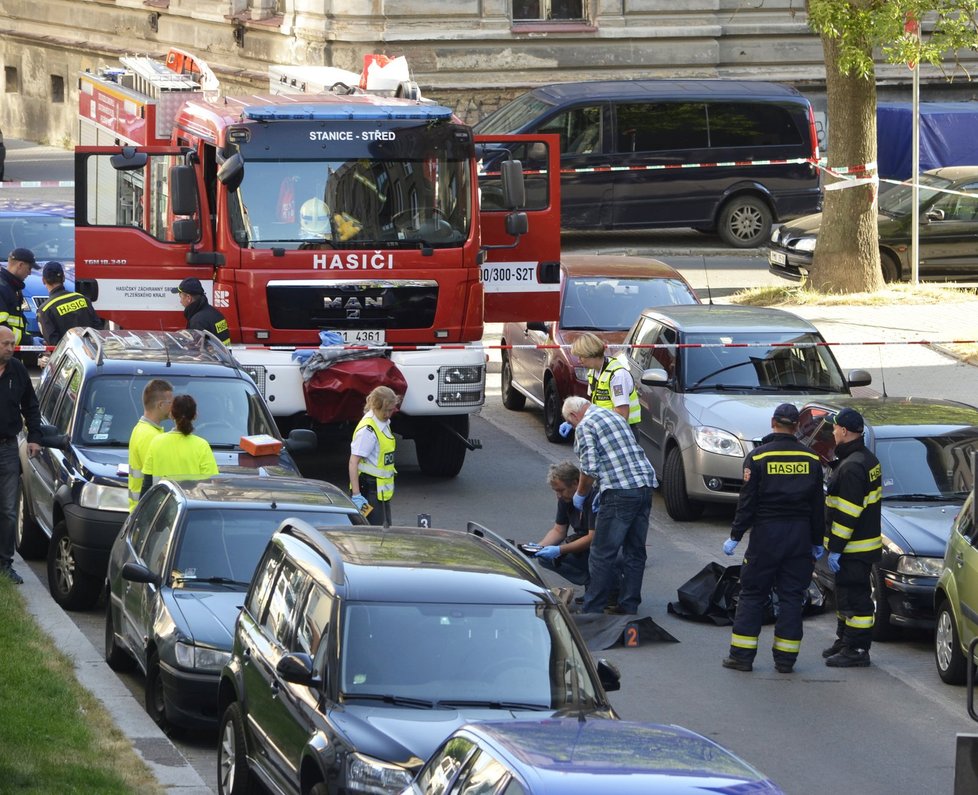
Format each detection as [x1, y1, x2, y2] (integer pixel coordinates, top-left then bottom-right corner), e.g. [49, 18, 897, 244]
[15, 558, 211, 794]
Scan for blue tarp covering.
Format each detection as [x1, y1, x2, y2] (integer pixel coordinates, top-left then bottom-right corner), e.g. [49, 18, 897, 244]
[878, 102, 978, 180]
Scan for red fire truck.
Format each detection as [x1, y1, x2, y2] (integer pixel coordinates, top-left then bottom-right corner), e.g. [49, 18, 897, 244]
[75, 50, 561, 476]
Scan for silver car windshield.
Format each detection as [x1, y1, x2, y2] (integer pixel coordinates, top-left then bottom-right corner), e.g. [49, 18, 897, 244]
[682, 331, 847, 392]
[561, 277, 698, 331]
[340, 601, 602, 710]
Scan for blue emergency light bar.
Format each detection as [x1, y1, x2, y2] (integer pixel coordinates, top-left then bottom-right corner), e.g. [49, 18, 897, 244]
[243, 104, 453, 122]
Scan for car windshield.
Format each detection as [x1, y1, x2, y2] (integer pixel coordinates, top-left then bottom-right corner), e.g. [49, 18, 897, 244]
[0, 212, 74, 261]
[561, 277, 698, 331]
[878, 173, 955, 217]
[171, 508, 353, 587]
[681, 331, 847, 392]
[473, 93, 554, 134]
[340, 601, 603, 710]
[76, 375, 278, 447]
[876, 431, 978, 500]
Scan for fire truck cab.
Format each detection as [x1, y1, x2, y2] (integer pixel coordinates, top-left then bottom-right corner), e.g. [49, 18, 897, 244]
[74, 51, 561, 477]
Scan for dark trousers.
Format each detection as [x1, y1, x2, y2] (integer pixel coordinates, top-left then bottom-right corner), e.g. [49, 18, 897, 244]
[538, 550, 590, 587]
[729, 519, 814, 666]
[358, 474, 392, 527]
[582, 486, 651, 615]
[834, 556, 874, 651]
[0, 444, 19, 569]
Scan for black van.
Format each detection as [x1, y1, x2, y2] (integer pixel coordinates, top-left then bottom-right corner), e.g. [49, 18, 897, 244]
[474, 79, 821, 247]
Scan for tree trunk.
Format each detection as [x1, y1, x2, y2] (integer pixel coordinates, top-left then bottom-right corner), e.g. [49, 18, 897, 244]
[808, 34, 885, 293]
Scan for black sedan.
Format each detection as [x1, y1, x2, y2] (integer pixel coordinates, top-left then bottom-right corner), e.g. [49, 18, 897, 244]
[104, 475, 362, 731]
[768, 166, 978, 283]
[797, 397, 978, 641]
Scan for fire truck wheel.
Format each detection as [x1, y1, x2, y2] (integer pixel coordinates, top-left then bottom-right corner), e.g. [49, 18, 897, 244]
[415, 415, 468, 478]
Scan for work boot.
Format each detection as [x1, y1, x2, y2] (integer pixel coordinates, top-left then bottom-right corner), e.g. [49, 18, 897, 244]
[825, 648, 871, 668]
[821, 639, 845, 659]
[775, 662, 794, 674]
[721, 657, 753, 672]
[0, 565, 24, 585]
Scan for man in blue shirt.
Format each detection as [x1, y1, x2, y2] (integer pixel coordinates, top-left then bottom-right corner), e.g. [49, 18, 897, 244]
[562, 396, 657, 615]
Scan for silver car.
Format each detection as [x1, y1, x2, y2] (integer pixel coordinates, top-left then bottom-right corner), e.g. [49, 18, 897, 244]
[622, 304, 871, 521]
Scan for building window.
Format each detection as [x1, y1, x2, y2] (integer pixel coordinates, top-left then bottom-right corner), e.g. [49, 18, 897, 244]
[514, 0, 585, 22]
[51, 75, 65, 103]
[4, 66, 19, 93]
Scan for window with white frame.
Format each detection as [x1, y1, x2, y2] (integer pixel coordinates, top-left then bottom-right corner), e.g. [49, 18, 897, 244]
[514, 0, 585, 22]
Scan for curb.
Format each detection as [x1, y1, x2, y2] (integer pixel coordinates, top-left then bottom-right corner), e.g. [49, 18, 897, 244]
[14, 553, 212, 794]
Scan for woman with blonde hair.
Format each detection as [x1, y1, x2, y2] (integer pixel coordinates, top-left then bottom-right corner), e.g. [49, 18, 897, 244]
[348, 386, 400, 526]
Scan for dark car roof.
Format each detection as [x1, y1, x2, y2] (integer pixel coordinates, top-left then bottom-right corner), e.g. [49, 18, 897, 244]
[278, 523, 552, 604]
[167, 476, 357, 512]
[560, 254, 693, 282]
[639, 304, 818, 334]
[459, 719, 779, 793]
[801, 396, 978, 438]
[529, 79, 803, 105]
[66, 328, 241, 373]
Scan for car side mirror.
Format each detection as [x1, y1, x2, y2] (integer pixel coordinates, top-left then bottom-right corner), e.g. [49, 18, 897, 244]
[38, 423, 69, 450]
[640, 368, 669, 386]
[285, 428, 318, 455]
[277, 652, 322, 688]
[596, 658, 621, 692]
[846, 369, 872, 388]
[121, 561, 160, 587]
[925, 207, 945, 223]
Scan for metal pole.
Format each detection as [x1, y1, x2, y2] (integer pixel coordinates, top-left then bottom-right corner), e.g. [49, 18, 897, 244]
[910, 26, 921, 285]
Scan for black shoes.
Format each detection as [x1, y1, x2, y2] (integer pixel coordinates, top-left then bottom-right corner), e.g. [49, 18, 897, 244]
[821, 639, 845, 659]
[603, 605, 637, 616]
[0, 565, 24, 585]
[825, 647, 871, 668]
[721, 657, 753, 672]
[775, 663, 794, 673]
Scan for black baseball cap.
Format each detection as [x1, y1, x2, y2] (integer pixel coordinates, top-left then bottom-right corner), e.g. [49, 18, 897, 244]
[8, 248, 38, 268]
[170, 277, 205, 296]
[42, 261, 65, 281]
[828, 407, 865, 434]
[772, 402, 800, 424]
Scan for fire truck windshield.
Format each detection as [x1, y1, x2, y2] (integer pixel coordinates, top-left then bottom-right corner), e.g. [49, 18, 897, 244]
[228, 154, 471, 250]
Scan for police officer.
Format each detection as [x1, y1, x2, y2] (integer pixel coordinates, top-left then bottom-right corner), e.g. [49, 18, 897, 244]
[570, 332, 640, 430]
[348, 386, 399, 527]
[822, 407, 882, 668]
[721, 403, 825, 674]
[0, 248, 39, 347]
[170, 277, 231, 346]
[37, 261, 104, 346]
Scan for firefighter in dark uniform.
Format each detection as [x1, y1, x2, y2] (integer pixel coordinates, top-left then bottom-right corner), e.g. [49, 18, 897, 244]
[821, 407, 882, 668]
[170, 277, 231, 346]
[0, 248, 39, 347]
[37, 261, 104, 346]
[721, 403, 825, 674]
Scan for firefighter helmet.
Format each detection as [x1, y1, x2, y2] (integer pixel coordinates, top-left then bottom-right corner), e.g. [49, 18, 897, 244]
[300, 198, 332, 237]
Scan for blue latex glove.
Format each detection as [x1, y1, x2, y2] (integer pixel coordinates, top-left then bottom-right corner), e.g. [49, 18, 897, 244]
[828, 552, 841, 573]
[812, 545, 825, 561]
[535, 545, 561, 560]
[559, 421, 573, 438]
[722, 538, 738, 556]
[591, 491, 601, 514]
[572, 492, 586, 511]
[351, 494, 369, 511]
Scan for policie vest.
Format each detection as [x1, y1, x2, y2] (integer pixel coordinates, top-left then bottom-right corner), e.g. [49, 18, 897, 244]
[353, 415, 396, 501]
[589, 357, 640, 424]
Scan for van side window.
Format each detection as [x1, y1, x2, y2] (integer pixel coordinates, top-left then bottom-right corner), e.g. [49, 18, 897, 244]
[615, 103, 708, 152]
[540, 106, 602, 155]
[708, 103, 803, 148]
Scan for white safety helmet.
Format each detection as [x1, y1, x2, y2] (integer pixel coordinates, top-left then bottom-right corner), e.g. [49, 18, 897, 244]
[300, 198, 332, 236]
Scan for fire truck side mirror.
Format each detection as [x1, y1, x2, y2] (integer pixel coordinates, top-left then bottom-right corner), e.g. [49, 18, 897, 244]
[504, 212, 528, 237]
[110, 148, 148, 171]
[500, 160, 526, 210]
[173, 219, 199, 244]
[217, 153, 245, 192]
[171, 166, 199, 217]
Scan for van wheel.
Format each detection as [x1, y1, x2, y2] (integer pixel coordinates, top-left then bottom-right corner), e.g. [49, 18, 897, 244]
[501, 350, 526, 411]
[718, 196, 772, 248]
[935, 600, 967, 685]
[47, 521, 100, 610]
[662, 447, 704, 521]
[16, 485, 47, 559]
[880, 251, 900, 283]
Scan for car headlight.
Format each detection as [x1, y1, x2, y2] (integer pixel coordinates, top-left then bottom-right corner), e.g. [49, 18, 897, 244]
[574, 366, 588, 383]
[770, 226, 782, 244]
[896, 556, 943, 577]
[78, 482, 129, 513]
[693, 426, 745, 457]
[174, 641, 231, 671]
[793, 237, 817, 253]
[346, 753, 414, 794]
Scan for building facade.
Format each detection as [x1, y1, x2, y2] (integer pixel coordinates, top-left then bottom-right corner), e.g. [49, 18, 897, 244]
[1, 0, 976, 146]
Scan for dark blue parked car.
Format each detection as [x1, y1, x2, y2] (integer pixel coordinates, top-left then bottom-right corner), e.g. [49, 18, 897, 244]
[403, 719, 783, 794]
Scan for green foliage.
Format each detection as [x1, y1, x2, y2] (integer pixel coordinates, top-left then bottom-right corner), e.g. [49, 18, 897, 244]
[807, 1, 978, 78]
